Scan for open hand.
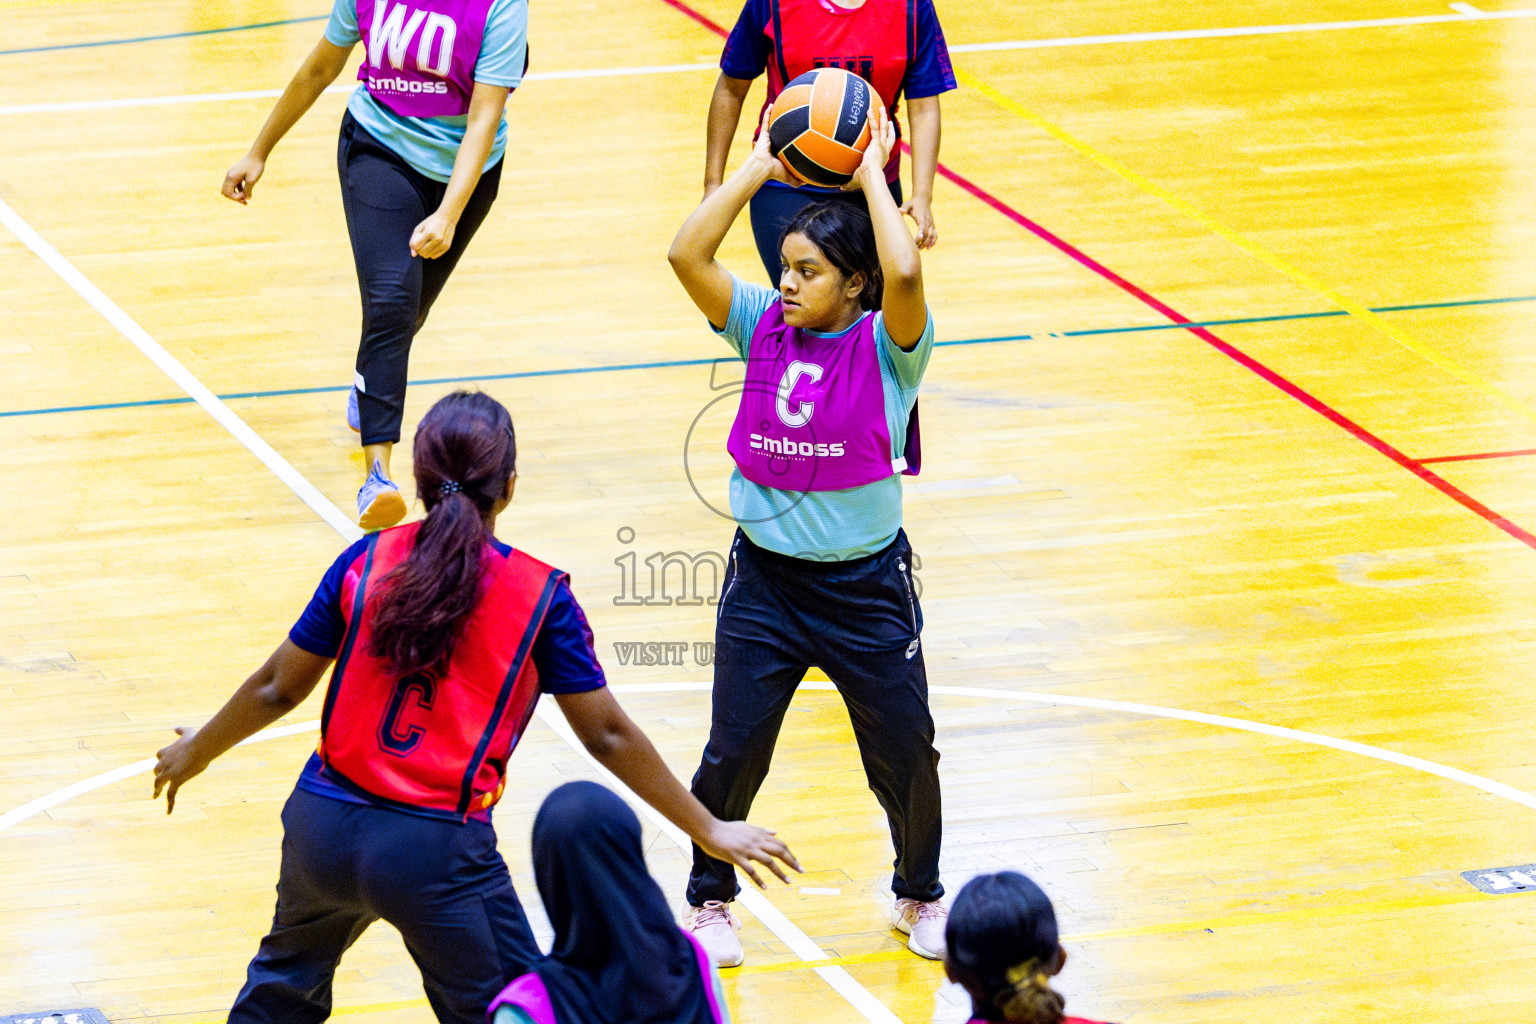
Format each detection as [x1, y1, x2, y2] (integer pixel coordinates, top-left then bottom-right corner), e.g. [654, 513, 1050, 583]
[153, 725, 208, 814]
[221, 154, 265, 205]
[700, 819, 803, 888]
[749, 108, 800, 187]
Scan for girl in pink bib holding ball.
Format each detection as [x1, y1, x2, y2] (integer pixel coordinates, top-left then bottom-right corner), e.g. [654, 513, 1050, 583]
[668, 105, 945, 968]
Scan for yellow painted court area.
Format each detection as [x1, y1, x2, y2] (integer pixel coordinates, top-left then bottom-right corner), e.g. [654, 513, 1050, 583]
[5, 1, 1536, 1022]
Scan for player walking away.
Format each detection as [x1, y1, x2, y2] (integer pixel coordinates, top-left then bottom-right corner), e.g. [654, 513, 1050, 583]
[221, 0, 529, 529]
[946, 872, 1119, 1024]
[152, 391, 798, 1024]
[490, 781, 732, 1024]
[668, 106, 944, 967]
[703, 0, 957, 280]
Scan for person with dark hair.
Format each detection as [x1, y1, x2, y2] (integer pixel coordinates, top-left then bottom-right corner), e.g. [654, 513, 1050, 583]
[151, 391, 799, 1024]
[945, 873, 1115, 1024]
[488, 781, 732, 1024]
[703, 0, 957, 280]
[221, 0, 531, 529]
[668, 105, 942, 967]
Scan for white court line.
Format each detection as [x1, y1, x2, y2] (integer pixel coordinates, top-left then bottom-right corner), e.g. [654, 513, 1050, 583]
[5, 685, 1534, 1024]
[8, 683, 1536, 849]
[0, 199, 895, 1024]
[532, 701, 902, 1024]
[4, 9, 1535, 117]
[0, 197, 361, 540]
[0, 721, 319, 836]
[0, 66, 718, 117]
[613, 683, 1536, 812]
[945, 7, 1536, 52]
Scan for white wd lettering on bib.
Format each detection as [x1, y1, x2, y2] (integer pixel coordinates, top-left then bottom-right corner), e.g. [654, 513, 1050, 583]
[369, 3, 458, 76]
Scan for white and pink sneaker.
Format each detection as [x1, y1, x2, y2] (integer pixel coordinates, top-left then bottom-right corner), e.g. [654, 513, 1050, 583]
[892, 897, 948, 959]
[684, 900, 744, 967]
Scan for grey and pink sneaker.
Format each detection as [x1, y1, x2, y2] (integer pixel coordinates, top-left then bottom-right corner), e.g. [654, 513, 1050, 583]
[356, 460, 407, 531]
[683, 900, 744, 968]
[892, 897, 948, 959]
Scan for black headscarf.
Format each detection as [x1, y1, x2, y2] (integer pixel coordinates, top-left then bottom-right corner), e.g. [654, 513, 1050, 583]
[530, 781, 718, 1024]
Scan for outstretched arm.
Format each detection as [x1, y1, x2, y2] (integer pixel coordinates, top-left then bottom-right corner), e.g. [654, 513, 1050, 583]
[153, 640, 333, 812]
[555, 687, 802, 887]
[669, 110, 796, 329]
[704, 74, 754, 198]
[222, 38, 355, 204]
[856, 106, 927, 350]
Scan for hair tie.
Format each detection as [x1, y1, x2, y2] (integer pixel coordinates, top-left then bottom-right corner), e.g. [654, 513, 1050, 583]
[1003, 959, 1051, 996]
[439, 480, 462, 495]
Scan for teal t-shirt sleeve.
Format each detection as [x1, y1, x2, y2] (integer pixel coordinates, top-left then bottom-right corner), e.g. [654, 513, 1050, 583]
[713, 275, 779, 359]
[474, 0, 529, 87]
[492, 1007, 537, 1024]
[324, 0, 360, 46]
[876, 308, 936, 391]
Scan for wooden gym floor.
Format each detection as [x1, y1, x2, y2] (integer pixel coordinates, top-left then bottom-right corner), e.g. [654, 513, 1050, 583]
[5, 1, 1536, 1021]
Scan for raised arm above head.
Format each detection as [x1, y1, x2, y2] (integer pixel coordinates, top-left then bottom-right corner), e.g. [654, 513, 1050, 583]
[670, 110, 797, 330]
[852, 106, 927, 350]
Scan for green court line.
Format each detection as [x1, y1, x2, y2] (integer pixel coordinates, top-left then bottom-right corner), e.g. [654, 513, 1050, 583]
[2, 294, 1531, 421]
[0, 15, 328, 57]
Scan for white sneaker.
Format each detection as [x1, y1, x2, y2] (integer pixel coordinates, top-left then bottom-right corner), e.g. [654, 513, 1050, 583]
[683, 900, 744, 968]
[892, 897, 947, 959]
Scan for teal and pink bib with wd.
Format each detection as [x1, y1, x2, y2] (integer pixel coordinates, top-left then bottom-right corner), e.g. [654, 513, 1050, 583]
[355, 0, 496, 117]
[727, 304, 920, 492]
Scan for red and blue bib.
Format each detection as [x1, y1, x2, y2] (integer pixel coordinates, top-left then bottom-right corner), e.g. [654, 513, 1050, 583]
[318, 522, 562, 820]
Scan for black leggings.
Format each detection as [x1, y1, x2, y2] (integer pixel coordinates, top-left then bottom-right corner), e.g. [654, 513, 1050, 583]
[747, 178, 904, 284]
[228, 787, 538, 1024]
[338, 112, 502, 447]
[686, 529, 943, 906]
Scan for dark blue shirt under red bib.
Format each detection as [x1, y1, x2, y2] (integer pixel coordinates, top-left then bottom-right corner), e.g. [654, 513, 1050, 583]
[289, 527, 606, 821]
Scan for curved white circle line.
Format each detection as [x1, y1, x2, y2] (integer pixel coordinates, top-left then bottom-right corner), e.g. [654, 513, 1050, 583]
[3, 683, 1531, 837]
[0, 720, 319, 835]
[610, 681, 1536, 812]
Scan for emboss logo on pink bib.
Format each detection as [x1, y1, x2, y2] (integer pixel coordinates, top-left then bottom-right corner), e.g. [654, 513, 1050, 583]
[356, 0, 493, 116]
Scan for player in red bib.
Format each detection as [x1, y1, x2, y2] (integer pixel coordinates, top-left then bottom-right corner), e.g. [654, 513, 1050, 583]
[704, 0, 957, 279]
[152, 391, 799, 1024]
[945, 872, 1118, 1024]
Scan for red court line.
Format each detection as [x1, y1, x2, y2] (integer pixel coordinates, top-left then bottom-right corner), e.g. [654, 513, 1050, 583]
[655, 0, 728, 35]
[656, 0, 1536, 551]
[1420, 448, 1536, 465]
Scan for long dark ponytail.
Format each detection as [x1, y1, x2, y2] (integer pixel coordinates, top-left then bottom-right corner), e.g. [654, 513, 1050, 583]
[781, 200, 883, 310]
[369, 391, 517, 677]
[945, 872, 1067, 1024]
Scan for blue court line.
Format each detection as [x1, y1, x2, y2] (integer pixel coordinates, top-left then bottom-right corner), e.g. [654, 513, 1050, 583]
[0, 15, 328, 57]
[4, 294, 1533, 421]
